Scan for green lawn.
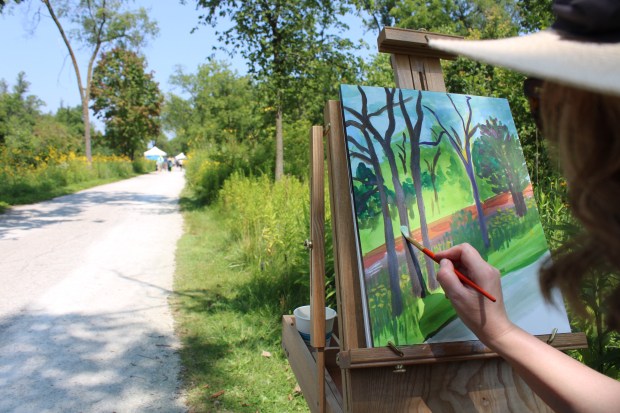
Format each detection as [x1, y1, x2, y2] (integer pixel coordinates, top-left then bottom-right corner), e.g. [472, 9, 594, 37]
[172, 202, 309, 412]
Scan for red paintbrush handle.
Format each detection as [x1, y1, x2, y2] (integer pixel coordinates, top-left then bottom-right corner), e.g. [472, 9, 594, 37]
[423, 248, 497, 302]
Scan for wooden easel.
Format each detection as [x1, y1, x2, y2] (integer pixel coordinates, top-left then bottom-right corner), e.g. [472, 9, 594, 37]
[282, 27, 587, 413]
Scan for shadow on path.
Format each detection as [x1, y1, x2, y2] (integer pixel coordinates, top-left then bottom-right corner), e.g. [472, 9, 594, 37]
[0, 308, 185, 412]
[0, 190, 179, 239]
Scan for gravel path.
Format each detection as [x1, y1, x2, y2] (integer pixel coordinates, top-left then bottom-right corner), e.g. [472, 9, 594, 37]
[0, 171, 187, 412]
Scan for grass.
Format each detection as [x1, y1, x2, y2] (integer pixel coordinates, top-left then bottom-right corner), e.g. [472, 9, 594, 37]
[172, 198, 309, 412]
[1, 176, 137, 207]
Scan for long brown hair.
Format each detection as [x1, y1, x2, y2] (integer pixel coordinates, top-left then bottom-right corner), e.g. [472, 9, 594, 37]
[539, 82, 620, 330]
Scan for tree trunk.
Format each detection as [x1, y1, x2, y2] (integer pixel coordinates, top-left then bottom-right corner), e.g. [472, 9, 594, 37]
[508, 182, 527, 217]
[402, 92, 437, 289]
[275, 106, 284, 180]
[376, 176, 403, 318]
[82, 98, 92, 162]
[386, 149, 426, 298]
[465, 163, 491, 248]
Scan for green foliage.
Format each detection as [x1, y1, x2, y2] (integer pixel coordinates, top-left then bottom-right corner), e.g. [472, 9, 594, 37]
[91, 47, 163, 160]
[194, 0, 361, 178]
[0, 73, 41, 147]
[131, 156, 152, 174]
[535, 178, 620, 379]
[517, 0, 554, 32]
[184, 150, 233, 205]
[474, 118, 527, 193]
[0, 73, 86, 164]
[354, 0, 520, 36]
[359, 52, 395, 88]
[163, 61, 259, 151]
[487, 199, 541, 251]
[282, 117, 312, 179]
[0, 148, 143, 206]
[571, 272, 620, 377]
[449, 209, 488, 259]
[217, 174, 311, 315]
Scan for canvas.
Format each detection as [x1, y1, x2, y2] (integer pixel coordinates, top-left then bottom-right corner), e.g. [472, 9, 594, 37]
[339, 84, 571, 347]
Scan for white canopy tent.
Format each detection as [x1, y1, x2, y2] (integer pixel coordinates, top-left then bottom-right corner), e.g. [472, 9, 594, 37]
[144, 146, 167, 160]
[175, 152, 187, 161]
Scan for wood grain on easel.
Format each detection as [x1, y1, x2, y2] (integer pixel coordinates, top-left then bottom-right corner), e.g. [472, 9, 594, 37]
[310, 126, 326, 348]
[310, 125, 327, 413]
[347, 359, 554, 413]
[324, 100, 365, 352]
[391, 54, 447, 91]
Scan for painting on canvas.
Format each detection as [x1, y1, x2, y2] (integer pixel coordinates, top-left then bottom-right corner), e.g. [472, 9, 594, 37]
[340, 84, 571, 347]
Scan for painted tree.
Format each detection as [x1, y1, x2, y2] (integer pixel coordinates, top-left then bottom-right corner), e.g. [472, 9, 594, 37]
[352, 163, 384, 230]
[474, 117, 529, 217]
[344, 86, 428, 306]
[39, 0, 157, 162]
[422, 126, 446, 215]
[399, 90, 438, 287]
[346, 125, 403, 315]
[193, 0, 355, 180]
[425, 95, 491, 248]
[91, 47, 163, 159]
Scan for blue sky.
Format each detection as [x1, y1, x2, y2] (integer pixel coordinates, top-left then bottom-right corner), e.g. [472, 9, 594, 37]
[0, 1, 376, 127]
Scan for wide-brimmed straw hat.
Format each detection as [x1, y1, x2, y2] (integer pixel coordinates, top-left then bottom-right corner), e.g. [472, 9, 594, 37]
[428, 0, 620, 97]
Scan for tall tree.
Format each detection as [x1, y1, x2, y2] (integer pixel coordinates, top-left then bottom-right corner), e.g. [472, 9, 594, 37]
[91, 47, 163, 159]
[194, 0, 354, 180]
[39, 0, 157, 162]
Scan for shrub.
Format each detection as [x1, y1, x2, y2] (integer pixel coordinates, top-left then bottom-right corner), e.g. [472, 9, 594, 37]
[132, 157, 154, 174]
[217, 174, 310, 315]
[185, 150, 233, 204]
[0, 147, 147, 206]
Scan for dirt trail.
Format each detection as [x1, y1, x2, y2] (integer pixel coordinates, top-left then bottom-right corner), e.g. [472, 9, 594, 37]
[0, 171, 187, 412]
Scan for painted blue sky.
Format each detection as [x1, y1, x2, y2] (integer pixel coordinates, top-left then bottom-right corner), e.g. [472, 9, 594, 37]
[341, 84, 518, 171]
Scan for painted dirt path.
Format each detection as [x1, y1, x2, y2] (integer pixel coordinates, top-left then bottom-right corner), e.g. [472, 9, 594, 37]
[363, 184, 534, 270]
[0, 171, 187, 412]
[427, 252, 571, 343]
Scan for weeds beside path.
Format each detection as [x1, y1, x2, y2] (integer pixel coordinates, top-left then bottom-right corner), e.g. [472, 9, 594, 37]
[173, 202, 308, 412]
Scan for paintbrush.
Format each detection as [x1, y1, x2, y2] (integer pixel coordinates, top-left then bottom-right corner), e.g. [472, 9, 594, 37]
[400, 226, 497, 302]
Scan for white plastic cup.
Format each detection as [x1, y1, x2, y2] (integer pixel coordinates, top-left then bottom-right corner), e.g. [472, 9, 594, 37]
[293, 305, 337, 345]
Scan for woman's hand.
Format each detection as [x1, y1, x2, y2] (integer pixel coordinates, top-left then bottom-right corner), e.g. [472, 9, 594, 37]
[435, 243, 514, 346]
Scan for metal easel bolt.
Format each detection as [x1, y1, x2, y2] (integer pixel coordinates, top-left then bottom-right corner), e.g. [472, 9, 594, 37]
[393, 364, 406, 374]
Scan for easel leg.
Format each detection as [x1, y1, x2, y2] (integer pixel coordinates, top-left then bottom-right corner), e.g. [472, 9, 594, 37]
[317, 348, 326, 413]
